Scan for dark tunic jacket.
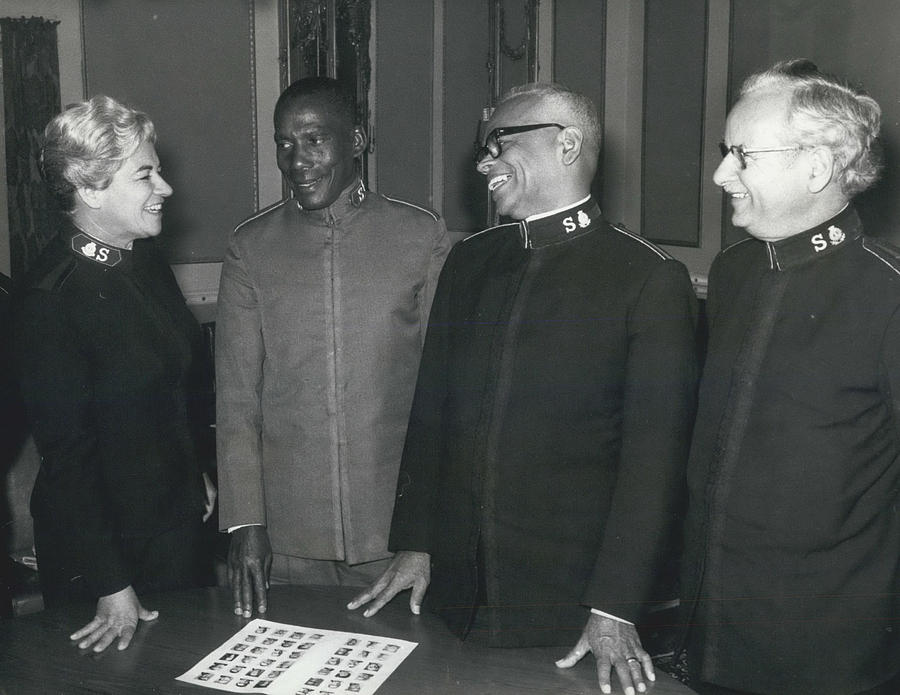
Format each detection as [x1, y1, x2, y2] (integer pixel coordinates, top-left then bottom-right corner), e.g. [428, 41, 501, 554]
[389, 198, 699, 647]
[682, 206, 900, 694]
[14, 221, 208, 597]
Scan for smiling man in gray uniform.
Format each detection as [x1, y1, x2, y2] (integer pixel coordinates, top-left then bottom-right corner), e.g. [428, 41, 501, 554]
[216, 77, 449, 616]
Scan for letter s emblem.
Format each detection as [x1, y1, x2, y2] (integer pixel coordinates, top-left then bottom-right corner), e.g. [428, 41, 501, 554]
[811, 233, 827, 252]
[562, 216, 577, 233]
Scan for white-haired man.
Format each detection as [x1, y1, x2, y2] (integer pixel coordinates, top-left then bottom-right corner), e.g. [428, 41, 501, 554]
[681, 59, 900, 695]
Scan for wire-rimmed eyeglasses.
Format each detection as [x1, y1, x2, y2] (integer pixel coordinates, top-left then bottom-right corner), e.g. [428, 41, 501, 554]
[718, 142, 803, 169]
[474, 123, 565, 164]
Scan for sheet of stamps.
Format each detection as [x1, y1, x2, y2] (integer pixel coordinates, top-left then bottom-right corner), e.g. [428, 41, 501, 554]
[176, 618, 417, 694]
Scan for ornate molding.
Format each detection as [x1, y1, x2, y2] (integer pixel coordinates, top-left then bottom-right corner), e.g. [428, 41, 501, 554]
[284, 0, 371, 182]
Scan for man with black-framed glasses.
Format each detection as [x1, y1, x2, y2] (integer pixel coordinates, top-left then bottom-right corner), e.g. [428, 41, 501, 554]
[349, 82, 699, 695]
[681, 59, 900, 695]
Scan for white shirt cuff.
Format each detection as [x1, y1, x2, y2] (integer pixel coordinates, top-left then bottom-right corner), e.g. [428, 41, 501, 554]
[590, 608, 634, 625]
[227, 523, 263, 533]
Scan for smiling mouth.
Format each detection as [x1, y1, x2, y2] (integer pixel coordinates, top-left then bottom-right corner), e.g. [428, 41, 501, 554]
[294, 175, 324, 189]
[144, 203, 163, 214]
[488, 174, 511, 192]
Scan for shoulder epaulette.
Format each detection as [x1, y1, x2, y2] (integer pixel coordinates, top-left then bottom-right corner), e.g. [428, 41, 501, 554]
[719, 236, 755, 255]
[233, 199, 293, 234]
[862, 236, 900, 277]
[461, 222, 519, 243]
[35, 255, 77, 293]
[381, 194, 440, 222]
[609, 223, 672, 260]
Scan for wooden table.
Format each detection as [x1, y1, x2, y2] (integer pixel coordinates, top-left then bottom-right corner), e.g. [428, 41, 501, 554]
[0, 585, 697, 694]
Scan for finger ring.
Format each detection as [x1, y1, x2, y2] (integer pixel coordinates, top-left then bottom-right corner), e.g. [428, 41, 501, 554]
[626, 656, 639, 663]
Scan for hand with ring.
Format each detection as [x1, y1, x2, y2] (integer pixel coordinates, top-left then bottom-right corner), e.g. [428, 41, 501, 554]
[556, 613, 655, 694]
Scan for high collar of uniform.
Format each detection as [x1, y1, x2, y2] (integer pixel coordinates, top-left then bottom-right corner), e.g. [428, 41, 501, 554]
[518, 196, 602, 249]
[293, 177, 367, 223]
[64, 220, 132, 270]
[766, 204, 861, 271]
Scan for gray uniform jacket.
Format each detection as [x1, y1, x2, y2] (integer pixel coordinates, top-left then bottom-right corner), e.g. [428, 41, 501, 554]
[216, 181, 450, 564]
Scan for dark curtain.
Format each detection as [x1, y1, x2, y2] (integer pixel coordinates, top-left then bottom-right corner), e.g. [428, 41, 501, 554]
[1, 17, 61, 282]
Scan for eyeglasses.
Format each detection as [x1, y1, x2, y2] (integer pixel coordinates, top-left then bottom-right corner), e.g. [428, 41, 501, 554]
[718, 142, 803, 169]
[474, 123, 565, 164]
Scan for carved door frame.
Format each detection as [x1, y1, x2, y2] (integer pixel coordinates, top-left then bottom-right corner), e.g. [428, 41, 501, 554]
[280, 0, 372, 187]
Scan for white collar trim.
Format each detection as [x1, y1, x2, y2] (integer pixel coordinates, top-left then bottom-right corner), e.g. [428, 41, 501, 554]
[525, 194, 592, 222]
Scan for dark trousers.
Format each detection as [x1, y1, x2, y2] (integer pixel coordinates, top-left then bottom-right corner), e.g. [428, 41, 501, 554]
[34, 517, 212, 608]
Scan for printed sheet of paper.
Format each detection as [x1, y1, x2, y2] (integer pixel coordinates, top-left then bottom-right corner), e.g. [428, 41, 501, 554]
[176, 618, 417, 694]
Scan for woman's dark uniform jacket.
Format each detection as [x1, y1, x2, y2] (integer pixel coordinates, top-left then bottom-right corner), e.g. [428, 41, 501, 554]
[14, 220, 211, 599]
[389, 198, 699, 647]
[682, 205, 900, 694]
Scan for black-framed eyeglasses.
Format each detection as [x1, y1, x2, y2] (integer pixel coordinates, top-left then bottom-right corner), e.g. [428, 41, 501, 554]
[474, 123, 565, 164]
[718, 141, 803, 169]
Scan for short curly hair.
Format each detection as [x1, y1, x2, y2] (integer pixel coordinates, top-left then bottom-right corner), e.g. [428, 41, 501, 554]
[41, 95, 156, 211]
[274, 76, 357, 127]
[740, 59, 882, 197]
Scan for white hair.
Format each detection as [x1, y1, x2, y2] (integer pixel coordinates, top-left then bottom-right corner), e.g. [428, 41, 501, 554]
[41, 95, 156, 210]
[741, 59, 882, 196]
